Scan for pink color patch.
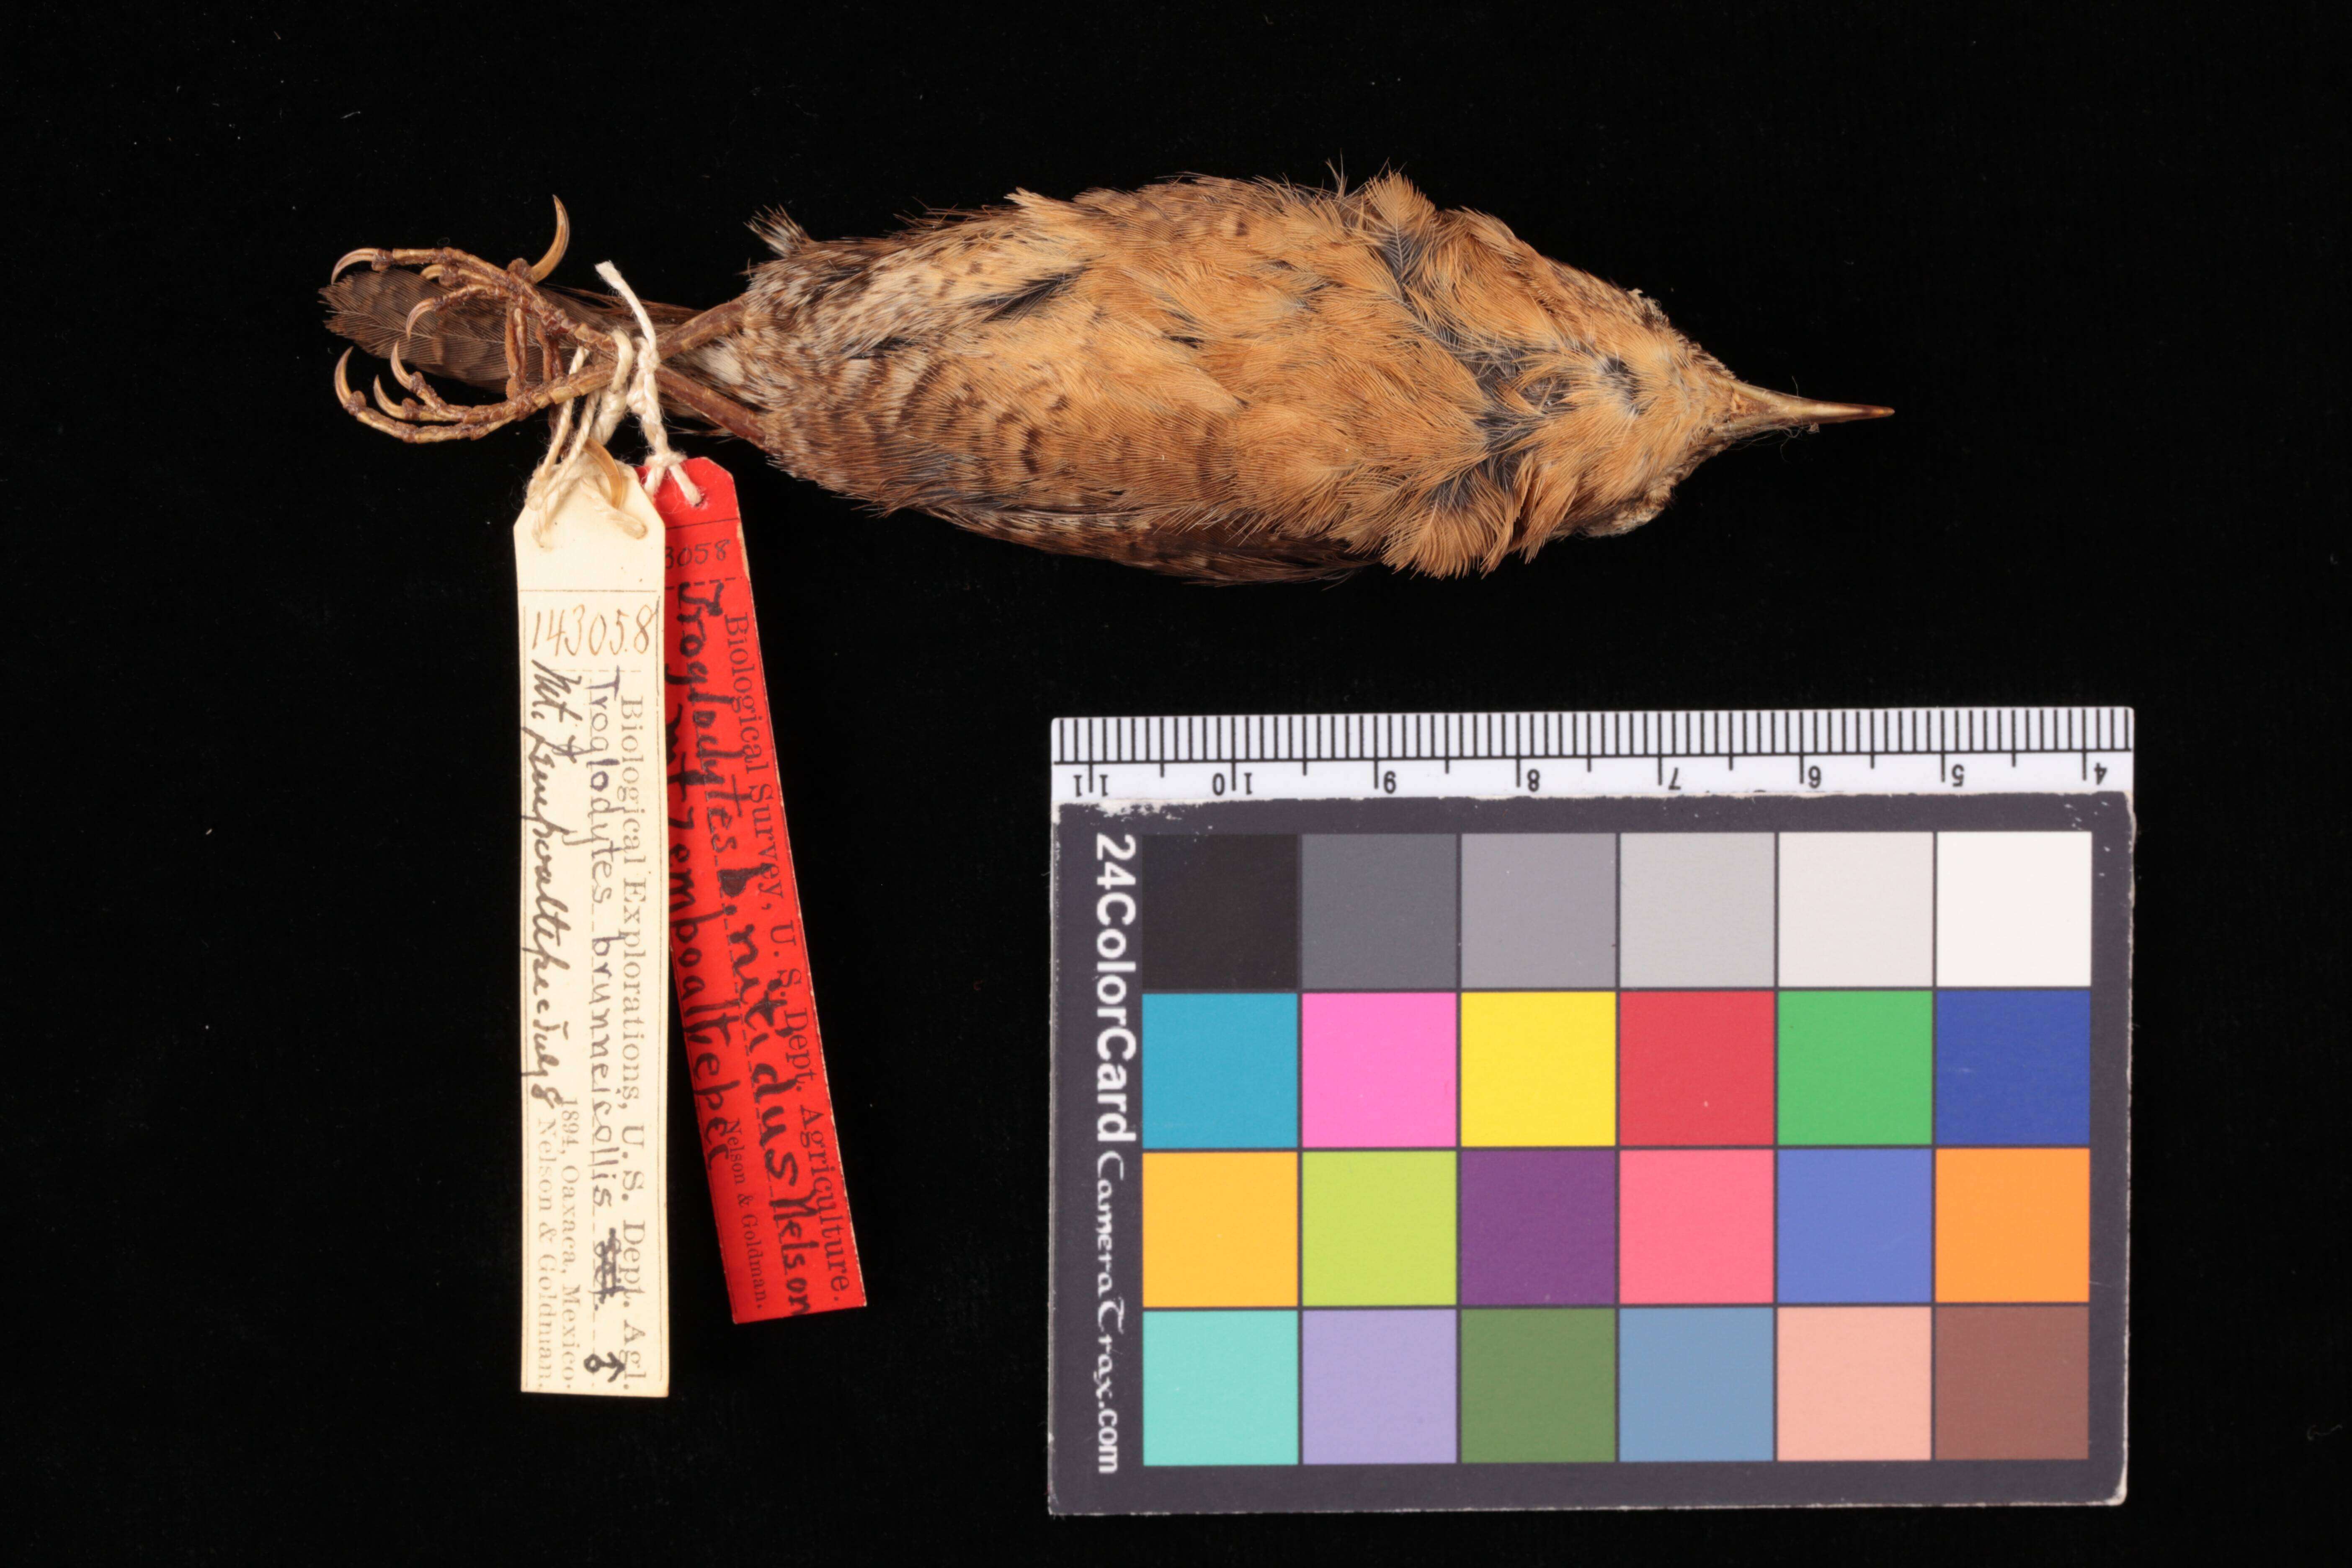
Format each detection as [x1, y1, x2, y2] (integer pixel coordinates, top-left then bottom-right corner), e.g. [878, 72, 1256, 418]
[1777, 1307, 1933, 1460]
[1618, 1149, 1775, 1303]
[1301, 993, 1457, 1148]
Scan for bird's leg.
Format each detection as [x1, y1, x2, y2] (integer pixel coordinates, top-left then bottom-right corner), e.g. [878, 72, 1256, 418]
[328, 199, 765, 446]
[654, 297, 747, 355]
[334, 345, 616, 444]
[654, 364, 765, 444]
[643, 298, 765, 442]
[328, 266, 615, 441]
[328, 201, 619, 442]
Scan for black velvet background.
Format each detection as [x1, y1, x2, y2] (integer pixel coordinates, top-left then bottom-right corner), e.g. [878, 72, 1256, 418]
[13, 2, 2341, 1557]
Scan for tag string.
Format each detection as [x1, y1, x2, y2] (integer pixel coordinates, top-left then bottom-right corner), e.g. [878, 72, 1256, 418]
[597, 261, 704, 511]
[520, 260, 702, 547]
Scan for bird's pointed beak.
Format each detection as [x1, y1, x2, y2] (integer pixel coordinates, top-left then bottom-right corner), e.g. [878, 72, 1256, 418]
[1723, 381, 1894, 436]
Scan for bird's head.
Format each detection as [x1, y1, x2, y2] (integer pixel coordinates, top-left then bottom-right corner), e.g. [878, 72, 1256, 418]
[1497, 261, 1890, 551]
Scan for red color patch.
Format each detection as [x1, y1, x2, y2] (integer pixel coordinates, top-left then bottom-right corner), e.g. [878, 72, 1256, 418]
[1619, 991, 1775, 1145]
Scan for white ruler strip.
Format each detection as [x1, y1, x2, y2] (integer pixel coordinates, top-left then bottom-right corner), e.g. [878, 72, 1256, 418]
[1051, 708, 2133, 804]
[514, 480, 671, 1397]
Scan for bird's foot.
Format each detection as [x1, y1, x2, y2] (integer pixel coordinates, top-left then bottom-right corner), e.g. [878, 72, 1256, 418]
[328, 198, 613, 443]
[328, 197, 761, 446]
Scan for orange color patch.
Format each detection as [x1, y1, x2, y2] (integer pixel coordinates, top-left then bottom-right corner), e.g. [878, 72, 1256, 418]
[1142, 1152, 1299, 1307]
[1935, 1148, 2090, 1302]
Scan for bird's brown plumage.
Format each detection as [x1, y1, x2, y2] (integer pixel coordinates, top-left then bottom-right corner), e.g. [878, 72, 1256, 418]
[325, 175, 1886, 582]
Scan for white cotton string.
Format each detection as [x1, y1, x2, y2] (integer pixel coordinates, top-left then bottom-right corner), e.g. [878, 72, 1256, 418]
[522, 346, 631, 547]
[596, 260, 704, 509]
[520, 260, 702, 547]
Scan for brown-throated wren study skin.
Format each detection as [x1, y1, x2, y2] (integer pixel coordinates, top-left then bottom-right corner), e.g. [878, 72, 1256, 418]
[325, 174, 1889, 583]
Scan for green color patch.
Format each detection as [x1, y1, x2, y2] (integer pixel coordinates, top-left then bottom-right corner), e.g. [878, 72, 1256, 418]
[1460, 1309, 1616, 1462]
[1778, 990, 1933, 1145]
[1302, 1150, 1456, 1305]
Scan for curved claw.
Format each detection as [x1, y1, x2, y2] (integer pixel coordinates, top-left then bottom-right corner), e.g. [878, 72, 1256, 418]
[333, 348, 365, 411]
[384, 339, 421, 397]
[529, 196, 570, 281]
[585, 439, 631, 505]
[333, 352, 621, 443]
[331, 247, 391, 283]
[372, 375, 464, 425]
[401, 294, 444, 338]
[386, 343, 462, 418]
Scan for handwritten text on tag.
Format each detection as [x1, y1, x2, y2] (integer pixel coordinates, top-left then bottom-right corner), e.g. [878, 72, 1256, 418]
[514, 474, 671, 1396]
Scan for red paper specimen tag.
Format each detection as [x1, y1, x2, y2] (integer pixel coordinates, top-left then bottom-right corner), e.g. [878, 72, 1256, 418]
[651, 457, 865, 1321]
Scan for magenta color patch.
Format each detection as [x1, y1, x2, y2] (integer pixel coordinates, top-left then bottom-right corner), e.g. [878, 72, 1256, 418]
[1301, 992, 1457, 1148]
[1619, 1149, 1776, 1304]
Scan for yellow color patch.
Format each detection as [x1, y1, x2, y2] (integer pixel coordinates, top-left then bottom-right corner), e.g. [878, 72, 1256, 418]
[1142, 1151, 1298, 1307]
[1460, 992, 1617, 1145]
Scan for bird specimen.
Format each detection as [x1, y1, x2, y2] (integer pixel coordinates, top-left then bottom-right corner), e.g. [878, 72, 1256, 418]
[325, 174, 1888, 582]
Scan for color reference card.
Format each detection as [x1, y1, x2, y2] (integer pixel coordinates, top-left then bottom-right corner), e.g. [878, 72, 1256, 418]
[1050, 794, 2128, 1511]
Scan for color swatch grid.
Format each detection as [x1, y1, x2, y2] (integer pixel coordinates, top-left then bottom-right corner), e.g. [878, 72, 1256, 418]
[1137, 832, 2094, 1467]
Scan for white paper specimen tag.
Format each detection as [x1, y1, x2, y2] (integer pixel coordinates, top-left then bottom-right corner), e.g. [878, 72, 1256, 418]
[513, 475, 671, 1397]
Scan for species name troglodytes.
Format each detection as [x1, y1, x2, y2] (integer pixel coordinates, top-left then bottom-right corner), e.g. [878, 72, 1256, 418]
[325, 173, 1888, 583]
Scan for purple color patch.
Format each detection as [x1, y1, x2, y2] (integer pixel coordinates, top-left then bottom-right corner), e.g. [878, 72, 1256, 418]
[1301, 1310, 1457, 1464]
[1460, 1149, 1617, 1305]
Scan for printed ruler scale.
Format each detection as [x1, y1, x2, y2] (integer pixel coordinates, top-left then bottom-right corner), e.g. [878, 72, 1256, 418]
[1048, 707, 2132, 1513]
[1055, 708, 2133, 800]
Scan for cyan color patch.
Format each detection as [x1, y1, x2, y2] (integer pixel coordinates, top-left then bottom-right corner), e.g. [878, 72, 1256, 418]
[1142, 1310, 1299, 1465]
[1618, 1308, 1776, 1460]
[1142, 993, 1299, 1148]
[1936, 990, 2092, 1145]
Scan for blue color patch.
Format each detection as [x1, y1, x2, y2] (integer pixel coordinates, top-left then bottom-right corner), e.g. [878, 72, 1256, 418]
[1618, 1308, 1775, 1460]
[1142, 1310, 1299, 1465]
[1142, 993, 1299, 1148]
[1936, 990, 2092, 1144]
[1777, 1148, 1933, 1302]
